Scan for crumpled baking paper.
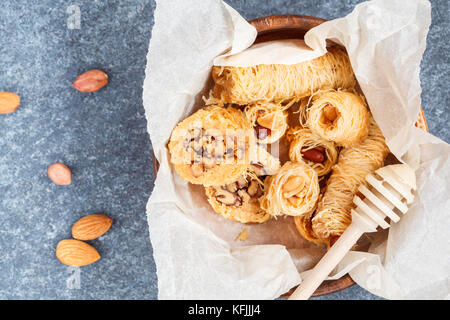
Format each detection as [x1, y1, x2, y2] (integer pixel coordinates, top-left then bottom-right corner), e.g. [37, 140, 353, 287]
[143, 0, 450, 299]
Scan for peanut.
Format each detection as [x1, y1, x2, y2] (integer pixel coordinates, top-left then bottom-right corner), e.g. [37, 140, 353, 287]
[323, 105, 338, 122]
[256, 113, 275, 129]
[287, 195, 301, 206]
[73, 69, 108, 92]
[301, 148, 326, 163]
[255, 125, 271, 140]
[282, 176, 302, 193]
[48, 162, 72, 186]
[0, 92, 20, 114]
[191, 163, 204, 177]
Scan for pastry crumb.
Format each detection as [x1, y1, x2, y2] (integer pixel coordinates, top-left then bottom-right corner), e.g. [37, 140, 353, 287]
[235, 228, 249, 241]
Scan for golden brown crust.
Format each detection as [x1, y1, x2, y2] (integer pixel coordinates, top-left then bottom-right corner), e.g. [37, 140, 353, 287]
[286, 126, 338, 176]
[294, 214, 324, 246]
[168, 106, 255, 186]
[244, 102, 289, 144]
[311, 119, 389, 240]
[259, 161, 320, 217]
[306, 90, 370, 148]
[205, 176, 271, 224]
[212, 47, 356, 104]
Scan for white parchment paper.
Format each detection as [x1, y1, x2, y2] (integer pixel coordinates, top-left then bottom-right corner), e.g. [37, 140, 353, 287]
[143, 0, 450, 299]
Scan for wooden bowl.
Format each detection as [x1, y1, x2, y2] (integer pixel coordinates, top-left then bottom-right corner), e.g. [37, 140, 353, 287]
[152, 14, 429, 298]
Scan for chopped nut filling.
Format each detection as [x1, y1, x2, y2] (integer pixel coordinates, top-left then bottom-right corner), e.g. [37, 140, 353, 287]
[183, 128, 249, 176]
[213, 177, 263, 207]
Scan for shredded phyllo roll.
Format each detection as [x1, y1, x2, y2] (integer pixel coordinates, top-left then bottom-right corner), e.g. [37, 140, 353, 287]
[168, 106, 255, 186]
[260, 161, 320, 217]
[286, 126, 338, 176]
[310, 119, 390, 240]
[244, 102, 289, 144]
[306, 90, 370, 147]
[212, 47, 356, 104]
[294, 213, 322, 245]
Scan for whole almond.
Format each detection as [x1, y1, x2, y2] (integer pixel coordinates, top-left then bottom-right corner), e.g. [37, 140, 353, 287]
[48, 162, 72, 185]
[56, 239, 100, 266]
[0, 91, 20, 114]
[72, 69, 108, 92]
[72, 214, 113, 241]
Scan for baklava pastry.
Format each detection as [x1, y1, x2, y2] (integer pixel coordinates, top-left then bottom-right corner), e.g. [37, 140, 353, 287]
[212, 47, 356, 104]
[306, 90, 370, 147]
[294, 213, 322, 246]
[311, 119, 389, 241]
[205, 146, 280, 224]
[286, 126, 338, 176]
[260, 161, 320, 217]
[168, 106, 255, 186]
[249, 144, 281, 176]
[205, 174, 271, 224]
[244, 102, 289, 144]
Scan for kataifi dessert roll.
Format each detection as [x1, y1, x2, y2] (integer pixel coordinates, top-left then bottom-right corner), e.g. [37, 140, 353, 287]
[212, 47, 356, 104]
[286, 126, 338, 176]
[306, 90, 370, 148]
[260, 161, 320, 217]
[311, 119, 389, 241]
[244, 102, 289, 144]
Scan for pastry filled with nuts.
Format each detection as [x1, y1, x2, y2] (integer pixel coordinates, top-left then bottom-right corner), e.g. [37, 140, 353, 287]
[286, 126, 338, 176]
[205, 146, 281, 223]
[168, 105, 256, 186]
[249, 144, 281, 176]
[305, 90, 370, 148]
[309, 118, 389, 243]
[168, 45, 391, 245]
[244, 102, 289, 144]
[211, 47, 356, 104]
[294, 213, 322, 246]
[260, 161, 320, 217]
[205, 174, 271, 224]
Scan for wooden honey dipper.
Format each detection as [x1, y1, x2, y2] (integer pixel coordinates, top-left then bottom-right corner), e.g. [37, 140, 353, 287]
[289, 164, 416, 300]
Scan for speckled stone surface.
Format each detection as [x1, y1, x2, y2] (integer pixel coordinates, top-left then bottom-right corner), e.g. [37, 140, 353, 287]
[0, 0, 448, 300]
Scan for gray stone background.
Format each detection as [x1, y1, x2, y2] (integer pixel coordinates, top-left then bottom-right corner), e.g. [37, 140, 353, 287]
[0, 0, 448, 300]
